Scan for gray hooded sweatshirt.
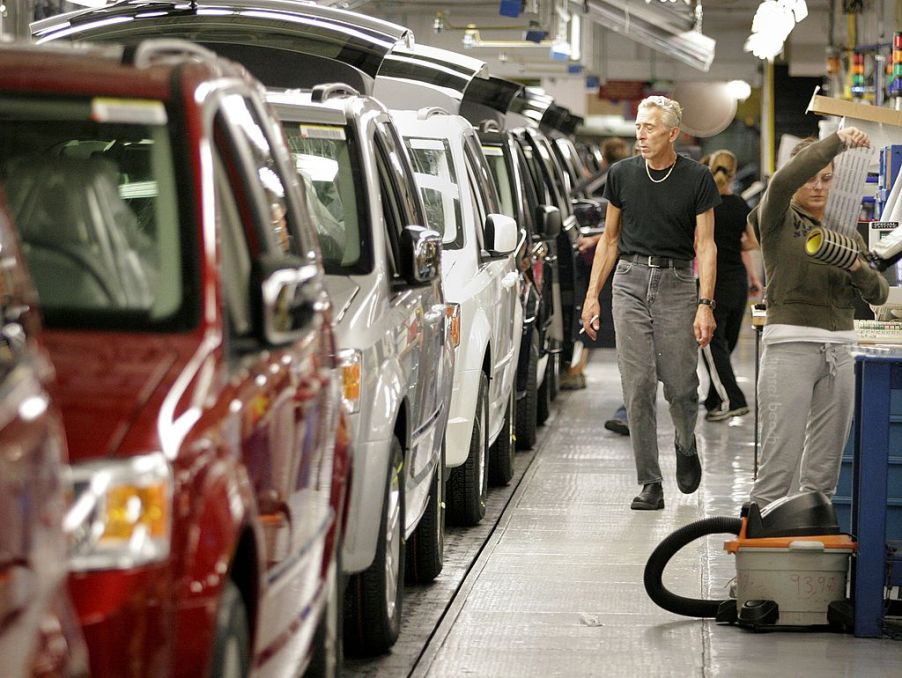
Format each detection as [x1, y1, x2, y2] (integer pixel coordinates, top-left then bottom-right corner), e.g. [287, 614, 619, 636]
[751, 132, 888, 331]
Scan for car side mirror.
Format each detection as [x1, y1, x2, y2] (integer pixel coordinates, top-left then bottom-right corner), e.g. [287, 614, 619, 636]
[399, 225, 442, 285]
[535, 205, 561, 241]
[253, 255, 320, 346]
[484, 214, 518, 256]
[572, 198, 603, 229]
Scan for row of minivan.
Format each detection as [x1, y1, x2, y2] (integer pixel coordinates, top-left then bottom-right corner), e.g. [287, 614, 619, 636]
[0, 2, 603, 677]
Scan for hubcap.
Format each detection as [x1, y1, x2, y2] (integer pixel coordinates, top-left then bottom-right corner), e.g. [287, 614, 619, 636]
[384, 461, 402, 618]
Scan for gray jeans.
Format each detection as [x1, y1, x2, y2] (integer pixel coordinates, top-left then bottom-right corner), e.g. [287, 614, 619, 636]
[750, 341, 854, 507]
[611, 258, 699, 486]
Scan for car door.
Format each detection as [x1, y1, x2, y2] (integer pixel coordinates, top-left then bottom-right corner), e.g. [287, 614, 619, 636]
[0, 207, 68, 678]
[464, 136, 518, 404]
[213, 90, 335, 670]
[372, 119, 444, 494]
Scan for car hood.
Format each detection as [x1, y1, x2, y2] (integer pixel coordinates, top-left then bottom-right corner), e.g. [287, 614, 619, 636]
[44, 332, 183, 463]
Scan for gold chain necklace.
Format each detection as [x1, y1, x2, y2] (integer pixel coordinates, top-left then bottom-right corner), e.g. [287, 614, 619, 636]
[645, 156, 677, 183]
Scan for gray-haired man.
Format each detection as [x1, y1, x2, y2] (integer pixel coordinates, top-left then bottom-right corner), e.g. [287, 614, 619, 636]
[581, 96, 720, 510]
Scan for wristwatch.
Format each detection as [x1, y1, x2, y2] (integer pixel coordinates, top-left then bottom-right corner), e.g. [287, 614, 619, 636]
[698, 298, 716, 310]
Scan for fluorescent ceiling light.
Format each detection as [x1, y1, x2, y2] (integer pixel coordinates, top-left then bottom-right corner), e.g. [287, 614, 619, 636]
[584, 0, 715, 72]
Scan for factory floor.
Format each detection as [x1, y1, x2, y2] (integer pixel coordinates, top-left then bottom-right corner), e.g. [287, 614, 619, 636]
[348, 326, 902, 677]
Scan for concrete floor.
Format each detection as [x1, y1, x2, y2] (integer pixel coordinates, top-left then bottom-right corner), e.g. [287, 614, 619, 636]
[348, 328, 902, 677]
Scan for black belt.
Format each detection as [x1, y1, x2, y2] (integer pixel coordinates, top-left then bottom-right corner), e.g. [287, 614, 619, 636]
[620, 253, 692, 269]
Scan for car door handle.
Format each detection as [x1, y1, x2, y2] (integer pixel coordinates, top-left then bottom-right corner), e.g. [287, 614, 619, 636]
[502, 272, 518, 289]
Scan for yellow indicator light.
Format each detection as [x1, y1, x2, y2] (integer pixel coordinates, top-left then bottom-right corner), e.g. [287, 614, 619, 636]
[446, 303, 461, 348]
[101, 483, 169, 541]
[342, 362, 361, 403]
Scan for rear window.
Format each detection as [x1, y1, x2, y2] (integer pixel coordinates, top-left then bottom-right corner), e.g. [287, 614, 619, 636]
[0, 95, 190, 331]
[405, 137, 463, 250]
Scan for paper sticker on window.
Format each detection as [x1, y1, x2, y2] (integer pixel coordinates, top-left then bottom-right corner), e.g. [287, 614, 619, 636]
[299, 124, 346, 140]
[91, 98, 167, 125]
[481, 146, 503, 157]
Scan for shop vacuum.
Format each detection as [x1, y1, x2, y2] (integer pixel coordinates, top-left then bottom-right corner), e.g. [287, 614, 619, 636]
[644, 491, 857, 630]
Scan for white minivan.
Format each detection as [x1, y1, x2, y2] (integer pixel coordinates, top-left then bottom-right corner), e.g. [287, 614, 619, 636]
[392, 108, 523, 526]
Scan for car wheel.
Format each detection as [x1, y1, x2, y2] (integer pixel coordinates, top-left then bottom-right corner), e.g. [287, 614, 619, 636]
[536, 348, 553, 426]
[515, 329, 539, 450]
[305, 549, 343, 677]
[405, 446, 445, 583]
[549, 340, 561, 401]
[447, 371, 489, 526]
[208, 580, 250, 678]
[489, 385, 515, 486]
[343, 437, 405, 656]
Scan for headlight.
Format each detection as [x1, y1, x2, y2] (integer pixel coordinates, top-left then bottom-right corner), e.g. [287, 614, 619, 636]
[64, 452, 173, 571]
[338, 348, 362, 414]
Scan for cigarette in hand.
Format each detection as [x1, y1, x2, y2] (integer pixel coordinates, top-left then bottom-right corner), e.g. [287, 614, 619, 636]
[579, 315, 600, 335]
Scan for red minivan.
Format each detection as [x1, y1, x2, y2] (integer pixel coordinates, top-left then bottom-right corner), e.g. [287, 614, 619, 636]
[0, 191, 89, 678]
[0, 40, 351, 677]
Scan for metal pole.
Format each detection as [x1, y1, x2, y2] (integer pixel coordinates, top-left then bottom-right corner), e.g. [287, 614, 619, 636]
[761, 60, 775, 177]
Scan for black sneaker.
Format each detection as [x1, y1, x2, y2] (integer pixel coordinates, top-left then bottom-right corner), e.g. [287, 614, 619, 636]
[630, 482, 664, 510]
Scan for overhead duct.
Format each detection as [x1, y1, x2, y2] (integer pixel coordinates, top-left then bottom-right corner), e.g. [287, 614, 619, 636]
[583, 0, 715, 72]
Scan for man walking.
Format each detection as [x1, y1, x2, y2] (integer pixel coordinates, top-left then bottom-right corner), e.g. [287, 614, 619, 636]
[581, 96, 719, 510]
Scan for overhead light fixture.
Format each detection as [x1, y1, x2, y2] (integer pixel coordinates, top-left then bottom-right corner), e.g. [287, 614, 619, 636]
[744, 0, 808, 61]
[569, 12, 582, 63]
[727, 79, 752, 101]
[584, 0, 715, 72]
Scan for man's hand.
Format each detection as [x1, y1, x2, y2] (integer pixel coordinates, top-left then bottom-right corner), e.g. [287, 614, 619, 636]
[837, 126, 870, 149]
[578, 234, 602, 253]
[581, 299, 601, 341]
[694, 305, 716, 347]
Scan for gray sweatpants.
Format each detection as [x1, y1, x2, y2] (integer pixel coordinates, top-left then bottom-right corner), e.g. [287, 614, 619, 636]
[750, 341, 855, 507]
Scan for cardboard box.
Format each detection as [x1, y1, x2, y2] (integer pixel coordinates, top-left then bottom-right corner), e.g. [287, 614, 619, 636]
[807, 88, 902, 128]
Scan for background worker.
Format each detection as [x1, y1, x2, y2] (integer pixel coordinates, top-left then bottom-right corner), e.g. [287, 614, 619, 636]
[699, 149, 760, 422]
[749, 128, 888, 507]
[581, 95, 720, 511]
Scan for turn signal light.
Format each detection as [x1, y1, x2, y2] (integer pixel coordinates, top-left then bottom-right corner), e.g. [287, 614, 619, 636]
[446, 303, 461, 348]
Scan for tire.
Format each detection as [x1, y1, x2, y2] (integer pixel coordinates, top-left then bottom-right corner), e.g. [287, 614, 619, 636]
[446, 371, 489, 526]
[548, 341, 561, 401]
[305, 550, 344, 677]
[515, 329, 539, 450]
[208, 580, 250, 678]
[489, 385, 515, 486]
[405, 447, 445, 583]
[343, 438, 405, 656]
[536, 349, 553, 426]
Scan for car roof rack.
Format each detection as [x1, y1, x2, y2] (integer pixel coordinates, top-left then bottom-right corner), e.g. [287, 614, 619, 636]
[129, 39, 219, 69]
[310, 83, 361, 102]
[416, 106, 450, 120]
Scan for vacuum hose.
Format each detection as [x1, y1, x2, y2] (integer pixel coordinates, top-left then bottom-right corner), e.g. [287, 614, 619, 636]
[644, 516, 742, 618]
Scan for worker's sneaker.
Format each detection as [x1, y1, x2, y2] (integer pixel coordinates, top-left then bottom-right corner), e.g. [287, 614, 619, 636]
[631, 482, 664, 510]
[604, 417, 630, 436]
[705, 405, 750, 422]
[675, 443, 702, 494]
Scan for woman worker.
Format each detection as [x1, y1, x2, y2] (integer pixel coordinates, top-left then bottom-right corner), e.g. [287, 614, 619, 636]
[749, 127, 888, 507]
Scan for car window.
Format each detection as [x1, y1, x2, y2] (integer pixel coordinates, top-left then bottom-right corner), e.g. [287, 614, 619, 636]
[219, 93, 303, 258]
[0, 94, 188, 330]
[373, 134, 402, 280]
[375, 121, 425, 228]
[464, 135, 501, 215]
[282, 120, 371, 274]
[405, 137, 463, 250]
[481, 144, 515, 219]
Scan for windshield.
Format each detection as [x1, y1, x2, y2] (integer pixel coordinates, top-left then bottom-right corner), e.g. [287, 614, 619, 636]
[282, 123, 369, 274]
[405, 137, 463, 250]
[0, 95, 187, 330]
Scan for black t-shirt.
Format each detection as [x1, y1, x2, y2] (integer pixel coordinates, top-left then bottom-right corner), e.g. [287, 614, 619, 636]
[604, 154, 720, 261]
[714, 193, 751, 276]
